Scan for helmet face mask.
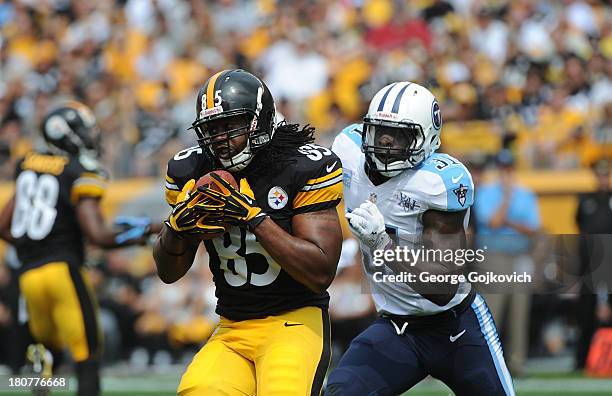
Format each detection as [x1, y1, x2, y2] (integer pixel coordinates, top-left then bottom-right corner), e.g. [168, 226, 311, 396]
[193, 111, 254, 169]
[191, 69, 275, 172]
[363, 82, 442, 177]
[193, 114, 250, 156]
[362, 119, 425, 175]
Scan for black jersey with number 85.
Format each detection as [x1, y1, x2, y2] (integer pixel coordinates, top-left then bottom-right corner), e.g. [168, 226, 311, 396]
[165, 144, 343, 320]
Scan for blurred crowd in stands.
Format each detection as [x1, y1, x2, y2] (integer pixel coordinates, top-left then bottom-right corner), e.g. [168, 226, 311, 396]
[0, 0, 610, 179]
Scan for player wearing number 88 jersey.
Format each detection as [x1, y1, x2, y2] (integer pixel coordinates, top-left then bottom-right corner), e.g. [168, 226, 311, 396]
[0, 102, 156, 396]
[10, 153, 107, 270]
[154, 69, 344, 396]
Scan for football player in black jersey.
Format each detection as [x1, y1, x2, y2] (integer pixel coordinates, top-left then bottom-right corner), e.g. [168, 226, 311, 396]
[153, 69, 344, 395]
[0, 102, 155, 396]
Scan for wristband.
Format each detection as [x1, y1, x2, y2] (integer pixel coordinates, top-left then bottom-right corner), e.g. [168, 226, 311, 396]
[164, 220, 184, 240]
[247, 213, 269, 233]
[373, 232, 393, 252]
[160, 221, 189, 256]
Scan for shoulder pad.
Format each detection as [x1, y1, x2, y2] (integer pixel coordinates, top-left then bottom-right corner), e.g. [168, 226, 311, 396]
[292, 144, 343, 213]
[68, 156, 109, 202]
[295, 143, 339, 165]
[167, 146, 215, 188]
[332, 124, 363, 173]
[416, 153, 474, 211]
[335, 123, 362, 148]
[165, 146, 215, 206]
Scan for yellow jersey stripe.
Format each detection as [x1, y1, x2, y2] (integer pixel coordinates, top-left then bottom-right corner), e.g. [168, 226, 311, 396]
[304, 168, 342, 186]
[79, 172, 107, 181]
[206, 70, 225, 109]
[71, 184, 105, 203]
[301, 174, 343, 191]
[293, 180, 342, 209]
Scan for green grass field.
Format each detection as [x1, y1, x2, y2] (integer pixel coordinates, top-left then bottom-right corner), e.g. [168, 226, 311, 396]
[2, 370, 611, 395]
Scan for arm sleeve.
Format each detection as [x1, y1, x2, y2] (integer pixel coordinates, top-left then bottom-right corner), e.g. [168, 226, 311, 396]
[165, 172, 181, 207]
[70, 167, 108, 203]
[292, 152, 343, 215]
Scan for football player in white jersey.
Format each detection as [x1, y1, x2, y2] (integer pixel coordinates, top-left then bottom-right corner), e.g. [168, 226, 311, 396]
[326, 82, 515, 395]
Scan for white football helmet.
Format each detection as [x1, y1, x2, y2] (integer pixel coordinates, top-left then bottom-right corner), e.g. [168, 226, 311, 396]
[362, 82, 442, 177]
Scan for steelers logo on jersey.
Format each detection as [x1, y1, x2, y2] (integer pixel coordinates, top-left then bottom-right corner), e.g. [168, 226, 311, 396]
[268, 186, 289, 210]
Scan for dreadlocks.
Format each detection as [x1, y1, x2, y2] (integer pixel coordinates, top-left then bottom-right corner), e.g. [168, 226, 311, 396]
[241, 121, 315, 177]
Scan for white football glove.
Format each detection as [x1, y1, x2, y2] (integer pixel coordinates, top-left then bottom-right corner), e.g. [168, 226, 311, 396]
[345, 201, 392, 251]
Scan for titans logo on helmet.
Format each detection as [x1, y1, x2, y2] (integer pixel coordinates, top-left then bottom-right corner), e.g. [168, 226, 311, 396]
[432, 101, 442, 130]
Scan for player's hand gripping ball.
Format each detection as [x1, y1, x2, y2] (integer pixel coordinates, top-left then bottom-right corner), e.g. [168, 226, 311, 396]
[192, 170, 239, 238]
[197, 172, 266, 231]
[167, 171, 237, 239]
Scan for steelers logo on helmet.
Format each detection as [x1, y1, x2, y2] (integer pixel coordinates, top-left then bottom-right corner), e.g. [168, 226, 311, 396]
[191, 69, 276, 172]
[45, 115, 70, 139]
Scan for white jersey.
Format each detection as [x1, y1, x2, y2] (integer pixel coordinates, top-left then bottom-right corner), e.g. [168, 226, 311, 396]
[332, 123, 474, 316]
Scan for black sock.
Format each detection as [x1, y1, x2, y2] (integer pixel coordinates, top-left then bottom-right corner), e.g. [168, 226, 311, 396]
[75, 359, 100, 396]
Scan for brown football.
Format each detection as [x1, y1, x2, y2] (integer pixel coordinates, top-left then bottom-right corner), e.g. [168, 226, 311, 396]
[196, 169, 238, 190]
[194, 170, 237, 240]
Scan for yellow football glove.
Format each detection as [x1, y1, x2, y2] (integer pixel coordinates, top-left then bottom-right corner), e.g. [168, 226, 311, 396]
[196, 173, 268, 231]
[166, 179, 226, 236]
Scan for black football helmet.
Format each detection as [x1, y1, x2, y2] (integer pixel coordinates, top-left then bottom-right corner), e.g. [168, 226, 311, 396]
[191, 69, 276, 172]
[41, 101, 101, 159]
